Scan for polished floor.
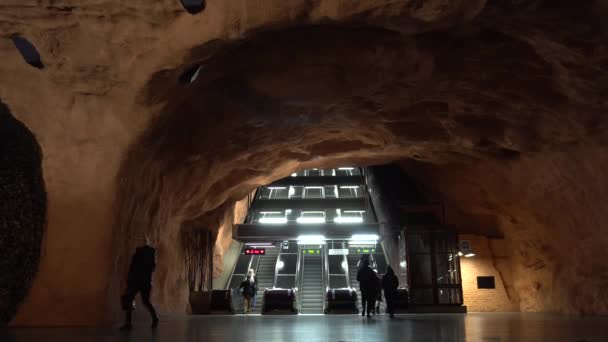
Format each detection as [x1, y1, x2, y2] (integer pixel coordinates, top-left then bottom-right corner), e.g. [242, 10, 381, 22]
[3, 313, 608, 342]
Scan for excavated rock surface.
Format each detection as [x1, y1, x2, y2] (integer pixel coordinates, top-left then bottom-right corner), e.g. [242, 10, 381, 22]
[0, 0, 606, 325]
[0, 100, 46, 324]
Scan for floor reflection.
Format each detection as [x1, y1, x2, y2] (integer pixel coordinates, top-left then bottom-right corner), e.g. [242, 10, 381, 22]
[4, 313, 608, 342]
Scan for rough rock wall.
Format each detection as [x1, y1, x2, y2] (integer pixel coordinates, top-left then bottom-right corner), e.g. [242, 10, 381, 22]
[404, 146, 608, 314]
[0, 0, 605, 325]
[0, 100, 46, 324]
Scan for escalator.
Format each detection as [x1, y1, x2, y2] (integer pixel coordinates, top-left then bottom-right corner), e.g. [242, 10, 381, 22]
[299, 247, 324, 314]
[227, 244, 279, 313]
[250, 246, 279, 313]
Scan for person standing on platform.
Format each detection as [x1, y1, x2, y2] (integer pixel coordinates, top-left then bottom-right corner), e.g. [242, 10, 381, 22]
[240, 274, 256, 313]
[382, 265, 399, 318]
[357, 259, 377, 318]
[120, 237, 159, 330]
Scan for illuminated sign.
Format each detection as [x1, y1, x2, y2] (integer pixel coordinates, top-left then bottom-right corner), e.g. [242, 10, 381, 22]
[302, 249, 321, 255]
[355, 248, 376, 254]
[328, 249, 349, 255]
[245, 249, 266, 255]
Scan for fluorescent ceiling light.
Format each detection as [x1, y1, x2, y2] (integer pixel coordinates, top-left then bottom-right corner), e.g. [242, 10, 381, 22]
[334, 217, 363, 224]
[338, 167, 354, 170]
[260, 211, 282, 214]
[296, 217, 325, 224]
[259, 217, 288, 224]
[296, 235, 326, 244]
[267, 186, 287, 190]
[244, 242, 273, 246]
[464, 253, 476, 258]
[291, 173, 297, 177]
[339, 186, 360, 189]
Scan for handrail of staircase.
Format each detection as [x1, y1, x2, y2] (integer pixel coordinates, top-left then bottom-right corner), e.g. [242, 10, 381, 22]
[295, 244, 303, 312]
[342, 241, 352, 289]
[322, 244, 329, 313]
[272, 243, 282, 288]
[225, 243, 246, 290]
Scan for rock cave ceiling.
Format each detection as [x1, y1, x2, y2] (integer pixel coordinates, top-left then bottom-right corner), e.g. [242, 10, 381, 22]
[0, 0, 607, 325]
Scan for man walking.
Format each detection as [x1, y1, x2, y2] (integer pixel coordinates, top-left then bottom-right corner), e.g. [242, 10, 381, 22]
[120, 238, 159, 330]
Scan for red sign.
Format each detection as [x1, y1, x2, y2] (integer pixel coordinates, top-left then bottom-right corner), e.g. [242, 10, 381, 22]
[245, 249, 266, 255]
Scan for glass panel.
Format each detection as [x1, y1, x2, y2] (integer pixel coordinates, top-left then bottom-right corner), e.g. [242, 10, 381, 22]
[328, 255, 346, 274]
[410, 288, 434, 304]
[229, 275, 246, 289]
[276, 275, 296, 289]
[321, 168, 336, 176]
[410, 254, 432, 285]
[407, 233, 431, 254]
[438, 288, 462, 304]
[306, 169, 321, 176]
[336, 167, 361, 176]
[335, 210, 365, 223]
[329, 275, 348, 289]
[435, 254, 460, 285]
[259, 187, 289, 199]
[338, 186, 361, 198]
[434, 232, 458, 253]
[289, 186, 303, 199]
[233, 255, 253, 274]
[277, 254, 298, 274]
[324, 185, 337, 198]
[303, 186, 324, 199]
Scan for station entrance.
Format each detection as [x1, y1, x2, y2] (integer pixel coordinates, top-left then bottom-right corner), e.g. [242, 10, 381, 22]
[227, 241, 387, 313]
[226, 166, 464, 314]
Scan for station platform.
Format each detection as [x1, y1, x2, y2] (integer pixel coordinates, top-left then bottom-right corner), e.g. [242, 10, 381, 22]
[4, 313, 608, 342]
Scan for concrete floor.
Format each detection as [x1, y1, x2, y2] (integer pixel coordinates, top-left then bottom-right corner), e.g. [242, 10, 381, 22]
[3, 313, 608, 342]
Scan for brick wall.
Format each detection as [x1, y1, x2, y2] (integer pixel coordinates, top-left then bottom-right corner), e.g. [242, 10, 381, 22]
[459, 234, 519, 312]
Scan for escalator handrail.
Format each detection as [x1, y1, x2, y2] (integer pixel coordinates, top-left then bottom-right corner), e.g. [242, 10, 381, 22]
[272, 243, 283, 288]
[342, 241, 352, 289]
[322, 244, 329, 313]
[295, 244, 303, 312]
[225, 242, 248, 290]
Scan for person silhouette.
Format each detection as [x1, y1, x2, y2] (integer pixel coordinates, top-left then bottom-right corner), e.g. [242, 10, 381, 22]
[382, 265, 399, 318]
[120, 237, 159, 330]
[357, 259, 377, 318]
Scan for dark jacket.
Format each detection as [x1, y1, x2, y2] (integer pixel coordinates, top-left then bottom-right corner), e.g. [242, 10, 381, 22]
[357, 265, 379, 295]
[240, 278, 256, 297]
[127, 245, 156, 287]
[382, 267, 399, 298]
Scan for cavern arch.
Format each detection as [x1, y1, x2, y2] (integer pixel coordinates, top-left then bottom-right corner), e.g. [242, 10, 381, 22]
[0, 0, 607, 327]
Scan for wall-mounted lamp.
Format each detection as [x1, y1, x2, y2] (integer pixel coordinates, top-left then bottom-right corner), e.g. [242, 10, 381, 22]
[458, 240, 475, 257]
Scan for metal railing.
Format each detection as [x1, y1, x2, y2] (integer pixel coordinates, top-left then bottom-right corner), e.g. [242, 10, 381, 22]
[272, 244, 283, 288]
[342, 241, 352, 289]
[295, 245, 303, 312]
[322, 244, 329, 313]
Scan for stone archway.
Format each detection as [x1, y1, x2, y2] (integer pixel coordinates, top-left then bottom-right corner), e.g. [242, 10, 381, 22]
[110, 21, 607, 317]
[0, 99, 47, 324]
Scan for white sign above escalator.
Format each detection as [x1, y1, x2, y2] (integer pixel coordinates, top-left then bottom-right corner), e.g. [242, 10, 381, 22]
[328, 248, 349, 255]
